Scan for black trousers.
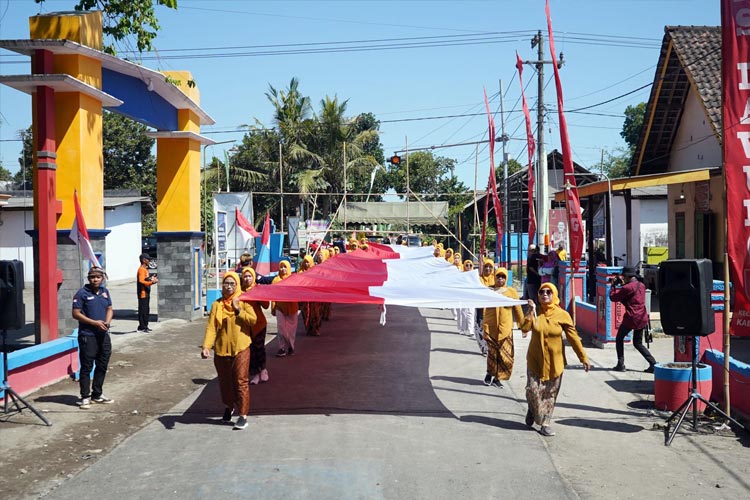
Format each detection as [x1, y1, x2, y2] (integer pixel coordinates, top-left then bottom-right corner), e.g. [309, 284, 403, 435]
[78, 334, 112, 399]
[615, 324, 656, 365]
[138, 295, 150, 330]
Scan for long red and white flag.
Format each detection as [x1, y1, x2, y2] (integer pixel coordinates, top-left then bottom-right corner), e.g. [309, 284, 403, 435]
[235, 207, 260, 247]
[253, 212, 272, 276]
[241, 244, 526, 309]
[69, 191, 101, 268]
[722, 0, 750, 336]
[516, 52, 537, 245]
[482, 88, 503, 257]
[546, 0, 584, 270]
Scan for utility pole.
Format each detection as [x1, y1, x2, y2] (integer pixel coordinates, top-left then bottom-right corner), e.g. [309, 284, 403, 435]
[499, 79, 510, 267]
[405, 136, 410, 234]
[343, 141, 347, 232]
[523, 30, 562, 249]
[279, 143, 284, 234]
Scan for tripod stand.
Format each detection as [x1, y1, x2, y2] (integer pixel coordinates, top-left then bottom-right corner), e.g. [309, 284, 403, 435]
[664, 335, 742, 446]
[2, 329, 51, 426]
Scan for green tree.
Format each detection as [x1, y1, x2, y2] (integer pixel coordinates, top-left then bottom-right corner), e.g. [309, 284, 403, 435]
[35, 0, 177, 54]
[13, 126, 33, 187]
[102, 112, 157, 233]
[621, 103, 646, 149]
[389, 151, 457, 201]
[600, 147, 632, 179]
[233, 79, 386, 223]
[0, 161, 12, 181]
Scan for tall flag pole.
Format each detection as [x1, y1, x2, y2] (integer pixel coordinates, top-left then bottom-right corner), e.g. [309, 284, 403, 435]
[482, 89, 503, 261]
[69, 190, 101, 269]
[546, 0, 584, 316]
[516, 52, 538, 246]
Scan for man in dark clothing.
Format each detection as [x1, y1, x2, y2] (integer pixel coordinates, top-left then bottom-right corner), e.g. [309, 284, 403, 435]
[525, 244, 543, 303]
[72, 266, 114, 409]
[609, 266, 657, 373]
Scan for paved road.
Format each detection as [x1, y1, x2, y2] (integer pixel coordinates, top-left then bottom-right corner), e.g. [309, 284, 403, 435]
[6, 292, 750, 499]
[41, 304, 578, 500]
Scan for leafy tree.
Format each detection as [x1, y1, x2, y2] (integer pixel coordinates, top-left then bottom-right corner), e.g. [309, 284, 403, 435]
[600, 147, 632, 179]
[234, 79, 385, 223]
[389, 151, 457, 201]
[35, 0, 177, 54]
[0, 161, 12, 181]
[13, 127, 33, 187]
[621, 103, 646, 149]
[102, 112, 157, 234]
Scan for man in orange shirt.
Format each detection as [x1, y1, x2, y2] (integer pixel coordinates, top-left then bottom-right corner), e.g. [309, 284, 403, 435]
[137, 253, 158, 332]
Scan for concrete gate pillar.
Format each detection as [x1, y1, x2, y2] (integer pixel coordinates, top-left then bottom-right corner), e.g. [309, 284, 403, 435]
[29, 11, 105, 341]
[150, 72, 209, 321]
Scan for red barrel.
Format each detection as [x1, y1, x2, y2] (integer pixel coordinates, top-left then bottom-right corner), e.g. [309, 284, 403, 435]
[654, 362, 712, 412]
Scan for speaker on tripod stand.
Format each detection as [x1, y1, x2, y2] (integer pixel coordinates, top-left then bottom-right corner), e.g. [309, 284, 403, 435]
[0, 260, 50, 425]
[658, 259, 742, 445]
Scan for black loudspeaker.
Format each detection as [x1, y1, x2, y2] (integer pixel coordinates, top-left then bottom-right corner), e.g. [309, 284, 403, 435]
[0, 260, 25, 330]
[658, 259, 714, 336]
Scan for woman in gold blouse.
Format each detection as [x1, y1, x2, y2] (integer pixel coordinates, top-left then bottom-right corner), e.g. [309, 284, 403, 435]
[482, 267, 525, 388]
[201, 271, 257, 430]
[523, 282, 590, 437]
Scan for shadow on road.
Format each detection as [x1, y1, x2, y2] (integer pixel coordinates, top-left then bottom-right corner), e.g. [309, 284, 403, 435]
[157, 304, 454, 425]
[556, 417, 644, 433]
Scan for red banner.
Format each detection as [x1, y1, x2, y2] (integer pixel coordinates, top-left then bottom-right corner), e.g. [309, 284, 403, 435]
[545, 0, 584, 270]
[722, 0, 750, 336]
[516, 52, 537, 245]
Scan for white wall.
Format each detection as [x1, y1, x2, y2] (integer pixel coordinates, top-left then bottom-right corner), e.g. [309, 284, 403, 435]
[669, 88, 722, 170]
[610, 196, 667, 266]
[0, 210, 35, 283]
[104, 204, 143, 282]
[0, 202, 142, 284]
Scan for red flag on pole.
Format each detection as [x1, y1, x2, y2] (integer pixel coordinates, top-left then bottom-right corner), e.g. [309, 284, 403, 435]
[68, 190, 101, 268]
[546, 0, 584, 270]
[254, 212, 272, 276]
[235, 207, 260, 245]
[516, 52, 537, 246]
[722, 0, 750, 335]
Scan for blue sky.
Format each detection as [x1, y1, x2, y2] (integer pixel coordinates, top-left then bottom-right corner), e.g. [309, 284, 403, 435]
[0, 0, 719, 188]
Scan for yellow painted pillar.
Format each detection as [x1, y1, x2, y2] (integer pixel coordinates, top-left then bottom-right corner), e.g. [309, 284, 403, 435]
[30, 11, 104, 229]
[156, 71, 202, 232]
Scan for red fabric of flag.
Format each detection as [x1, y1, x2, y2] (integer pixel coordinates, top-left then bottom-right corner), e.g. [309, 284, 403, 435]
[722, 0, 750, 335]
[69, 190, 101, 268]
[516, 52, 537, 245]
[546, 0, 584, 269]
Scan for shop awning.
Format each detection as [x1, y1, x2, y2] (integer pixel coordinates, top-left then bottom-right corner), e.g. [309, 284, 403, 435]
[553, 167, 718, 202]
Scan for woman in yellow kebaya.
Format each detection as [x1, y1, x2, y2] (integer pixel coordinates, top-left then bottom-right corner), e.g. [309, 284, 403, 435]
[444, 248, 454, 263]
[482, 267, 525, 388]
[522, 282, 590, 437]
[201, 271, 257, 430]
[241, 267, 269, 385]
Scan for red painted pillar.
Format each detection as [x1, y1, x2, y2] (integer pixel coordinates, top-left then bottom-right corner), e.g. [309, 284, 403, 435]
[33, 49, 62, 343]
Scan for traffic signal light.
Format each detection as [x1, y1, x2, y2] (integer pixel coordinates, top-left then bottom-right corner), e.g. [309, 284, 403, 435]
[389, 155, 401, 165]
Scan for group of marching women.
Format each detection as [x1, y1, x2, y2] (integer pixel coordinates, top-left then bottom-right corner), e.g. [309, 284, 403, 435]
[437, 244, 590, 437]
[199, 239, 371, 430]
